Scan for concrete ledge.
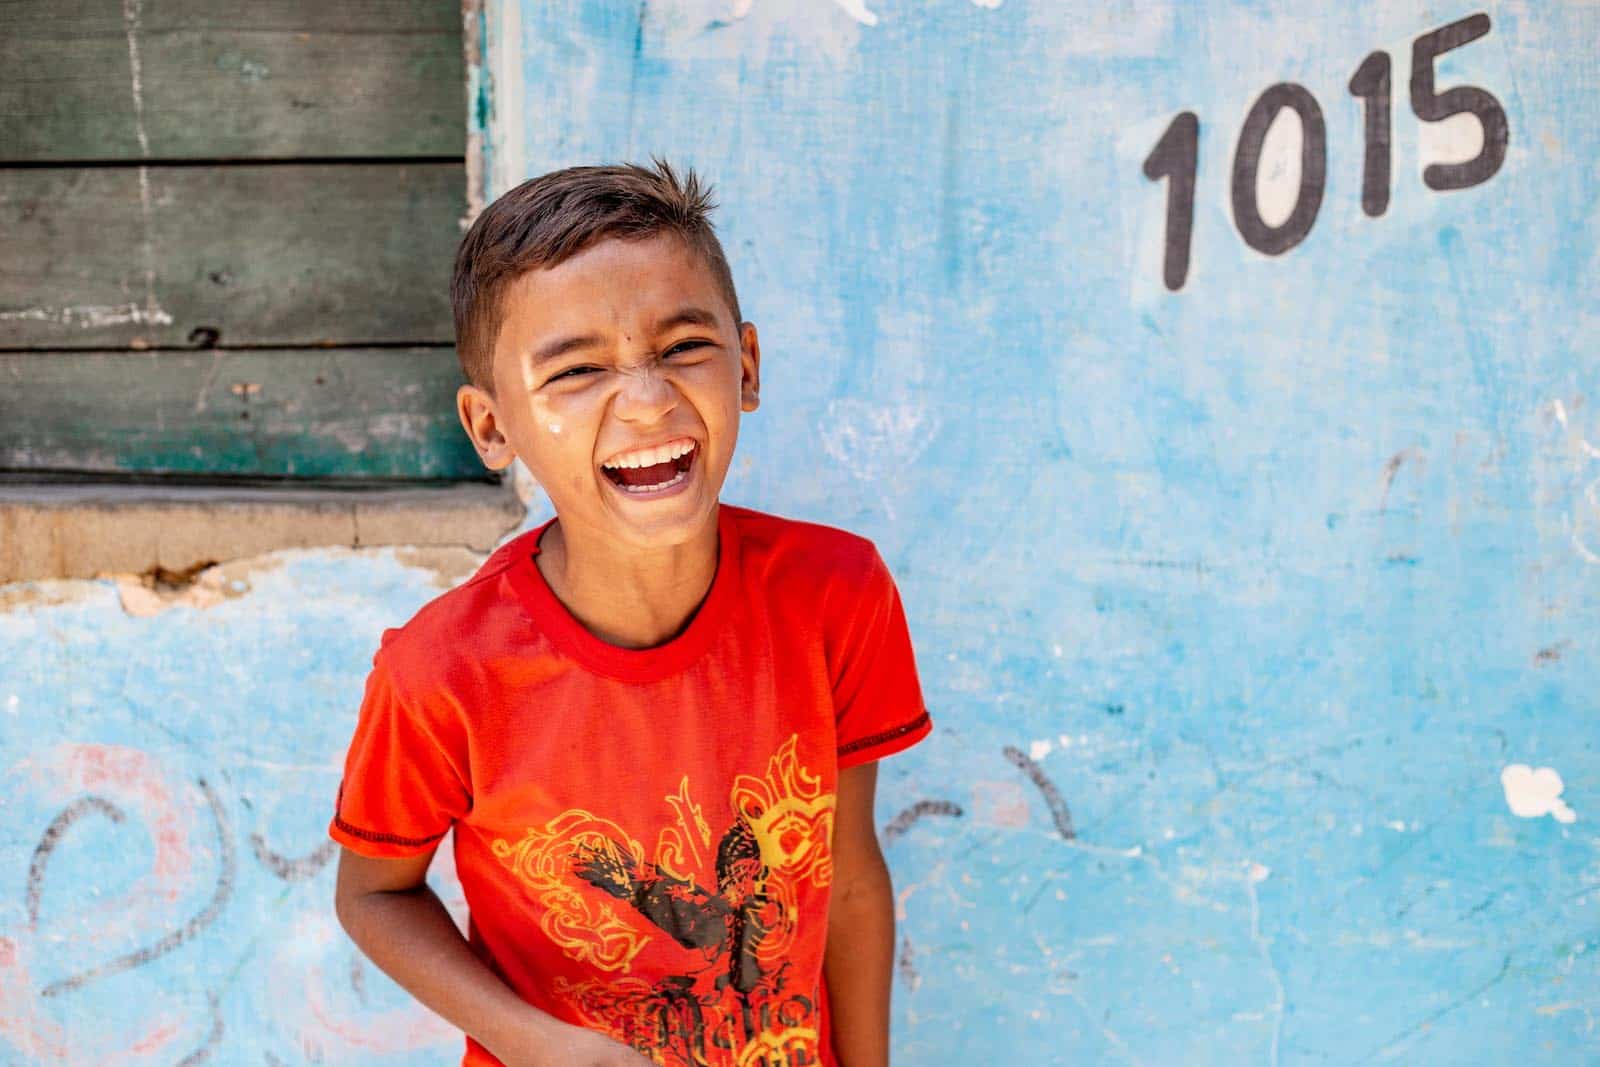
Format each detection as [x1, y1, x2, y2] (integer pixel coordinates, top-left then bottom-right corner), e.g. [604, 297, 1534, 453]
[0, 480, 525, 582]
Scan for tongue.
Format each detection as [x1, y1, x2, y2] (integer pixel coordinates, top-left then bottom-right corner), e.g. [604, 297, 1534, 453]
[613, 458, 679, 488]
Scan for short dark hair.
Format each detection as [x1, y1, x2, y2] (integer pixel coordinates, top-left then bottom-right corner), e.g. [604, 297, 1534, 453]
[451, 158, 742, 391]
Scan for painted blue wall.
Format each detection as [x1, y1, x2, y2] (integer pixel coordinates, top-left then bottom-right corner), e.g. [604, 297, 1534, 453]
[3, 0, 1597, 1062]
[484, 1, 1599, 1059]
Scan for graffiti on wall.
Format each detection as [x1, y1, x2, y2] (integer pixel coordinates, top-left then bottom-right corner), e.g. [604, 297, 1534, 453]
[1, 736, 465, 1064]
[1143, 12, 1510, 290]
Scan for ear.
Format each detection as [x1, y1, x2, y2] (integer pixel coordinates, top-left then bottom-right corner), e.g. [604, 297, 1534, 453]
[456, 384, 517, 471]
[738, 321, 761, 413]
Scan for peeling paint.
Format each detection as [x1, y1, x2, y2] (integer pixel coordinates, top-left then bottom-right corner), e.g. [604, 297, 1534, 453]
[0, 581, 103, 613]
[1501, 763, 1577, 824]
[0, 303, 173, 328]
[114, 556, 284, 616]
[392, 546, 486, 590]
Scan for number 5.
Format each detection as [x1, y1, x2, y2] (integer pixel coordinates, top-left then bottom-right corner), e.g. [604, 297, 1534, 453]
[1410, 12, 1509, 190]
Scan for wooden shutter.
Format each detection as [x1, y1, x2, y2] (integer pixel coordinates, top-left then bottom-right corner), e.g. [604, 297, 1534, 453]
[0, 1, 485, 484]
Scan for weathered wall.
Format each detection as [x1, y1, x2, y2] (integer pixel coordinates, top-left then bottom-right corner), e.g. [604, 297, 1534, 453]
[3, 0, 1598, 1063]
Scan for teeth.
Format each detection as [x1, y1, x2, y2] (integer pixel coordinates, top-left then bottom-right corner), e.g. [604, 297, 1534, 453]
[618, 468, 689, 494]
[602, 439, 696, 470]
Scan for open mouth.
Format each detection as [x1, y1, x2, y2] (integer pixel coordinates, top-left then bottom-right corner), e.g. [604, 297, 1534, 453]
[600, 440, 698, 495]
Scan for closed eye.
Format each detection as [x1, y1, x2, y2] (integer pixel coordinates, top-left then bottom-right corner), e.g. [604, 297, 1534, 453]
[545, 341, 709, 385]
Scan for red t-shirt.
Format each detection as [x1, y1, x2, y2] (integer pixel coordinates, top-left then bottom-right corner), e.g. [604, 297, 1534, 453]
[328, 503, 931, 1066]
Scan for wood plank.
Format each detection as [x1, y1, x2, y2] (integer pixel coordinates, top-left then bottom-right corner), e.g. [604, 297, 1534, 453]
[0, 163, 463, 348]
[0, 0, 465, 162]
[0, 348, 486, 480]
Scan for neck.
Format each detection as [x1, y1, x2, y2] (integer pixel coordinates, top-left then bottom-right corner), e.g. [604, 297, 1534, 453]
[535, 508, 721, 649]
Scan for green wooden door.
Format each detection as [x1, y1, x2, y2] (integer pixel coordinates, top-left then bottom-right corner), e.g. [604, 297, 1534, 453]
[0, 1, 486, 484]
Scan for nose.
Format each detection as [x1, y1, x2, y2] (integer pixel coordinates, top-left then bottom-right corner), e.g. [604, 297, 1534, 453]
[611, 361, 677, 425]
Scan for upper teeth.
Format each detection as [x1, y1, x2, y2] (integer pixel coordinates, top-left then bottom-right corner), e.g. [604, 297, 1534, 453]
[602, 439, 696, 469]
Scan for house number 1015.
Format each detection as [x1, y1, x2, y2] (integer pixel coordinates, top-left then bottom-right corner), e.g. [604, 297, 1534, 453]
[1142, 12, 1509, 291]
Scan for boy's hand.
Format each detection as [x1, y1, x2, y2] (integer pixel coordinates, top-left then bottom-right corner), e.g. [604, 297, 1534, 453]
[565, 1026, 658, 1067]
[334, 847, 655, 1067]
[505, 1022, 656, 1067]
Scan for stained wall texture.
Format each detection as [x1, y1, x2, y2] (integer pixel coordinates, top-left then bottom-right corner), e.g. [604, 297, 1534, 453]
[3, 0, 1598, 1063]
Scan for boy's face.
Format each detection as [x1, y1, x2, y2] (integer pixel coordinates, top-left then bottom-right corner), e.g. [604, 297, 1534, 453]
[457, 233, 759, 552]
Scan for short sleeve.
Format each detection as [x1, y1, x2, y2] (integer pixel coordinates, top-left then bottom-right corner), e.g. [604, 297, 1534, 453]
[830, 547, 932, 770]
[328, 645, 472, 858]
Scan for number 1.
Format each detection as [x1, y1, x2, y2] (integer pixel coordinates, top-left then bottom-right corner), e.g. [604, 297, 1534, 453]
[1142, 111, 1199, 292]
[1349, 51, 1391, 217]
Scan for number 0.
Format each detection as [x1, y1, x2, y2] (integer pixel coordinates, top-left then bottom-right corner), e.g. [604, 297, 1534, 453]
[1231, 83, 1327, 256]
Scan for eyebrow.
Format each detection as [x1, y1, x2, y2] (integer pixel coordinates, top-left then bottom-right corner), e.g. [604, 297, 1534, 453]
[654, 306, 722, 333]
[529, 333, 604, 366]
[528, 306, 723, 366]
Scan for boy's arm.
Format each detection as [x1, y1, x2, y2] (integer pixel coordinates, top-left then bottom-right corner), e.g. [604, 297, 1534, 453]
[823, 761, 895, 1067]
[334, 847, 652, 1067]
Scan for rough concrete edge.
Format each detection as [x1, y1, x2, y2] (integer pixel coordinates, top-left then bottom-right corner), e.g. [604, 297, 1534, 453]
[0, 480, 525, 583]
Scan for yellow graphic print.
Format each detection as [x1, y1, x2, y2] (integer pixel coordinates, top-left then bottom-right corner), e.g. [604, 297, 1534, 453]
[492, 734, 836, 1067]
[731, 736, 835, 888]
[656, 774, 714, 883]
[489, 811, 653, 973]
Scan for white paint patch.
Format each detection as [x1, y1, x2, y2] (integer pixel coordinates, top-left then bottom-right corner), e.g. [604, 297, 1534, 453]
[0, 304, 173, 328]
[1501, 763, 1577, 823]
[546, 421, 562, 435]
[970, 0, 1003, 8]
[1255, 105, 1303, 231]
[1028, 739, 1053, 761]
[5, 695, 17, 716]
[828, 0, 879, 24]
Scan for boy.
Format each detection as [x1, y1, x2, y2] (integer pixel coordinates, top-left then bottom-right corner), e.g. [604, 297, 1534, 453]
[329, 160, 932, 1067]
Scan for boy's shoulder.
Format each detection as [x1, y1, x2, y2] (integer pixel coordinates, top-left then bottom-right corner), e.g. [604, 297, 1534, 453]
[365, 526, 539, 683]
[724, 503, 883, 574]
[722, 503, 895, 608]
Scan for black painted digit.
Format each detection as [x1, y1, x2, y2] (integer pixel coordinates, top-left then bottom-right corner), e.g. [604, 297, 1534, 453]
[1142, 111, 1199, 291]
[1349, 50, 1392, 217]
[1230, 83, 1326, 256]
[1410, 12, 1508, 190]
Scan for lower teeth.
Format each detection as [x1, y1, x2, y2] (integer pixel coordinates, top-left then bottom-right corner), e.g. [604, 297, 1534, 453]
[619, 468, 687, 494]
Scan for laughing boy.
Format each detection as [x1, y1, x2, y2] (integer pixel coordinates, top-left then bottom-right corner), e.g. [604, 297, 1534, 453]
[328, 160, 932, 1066]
